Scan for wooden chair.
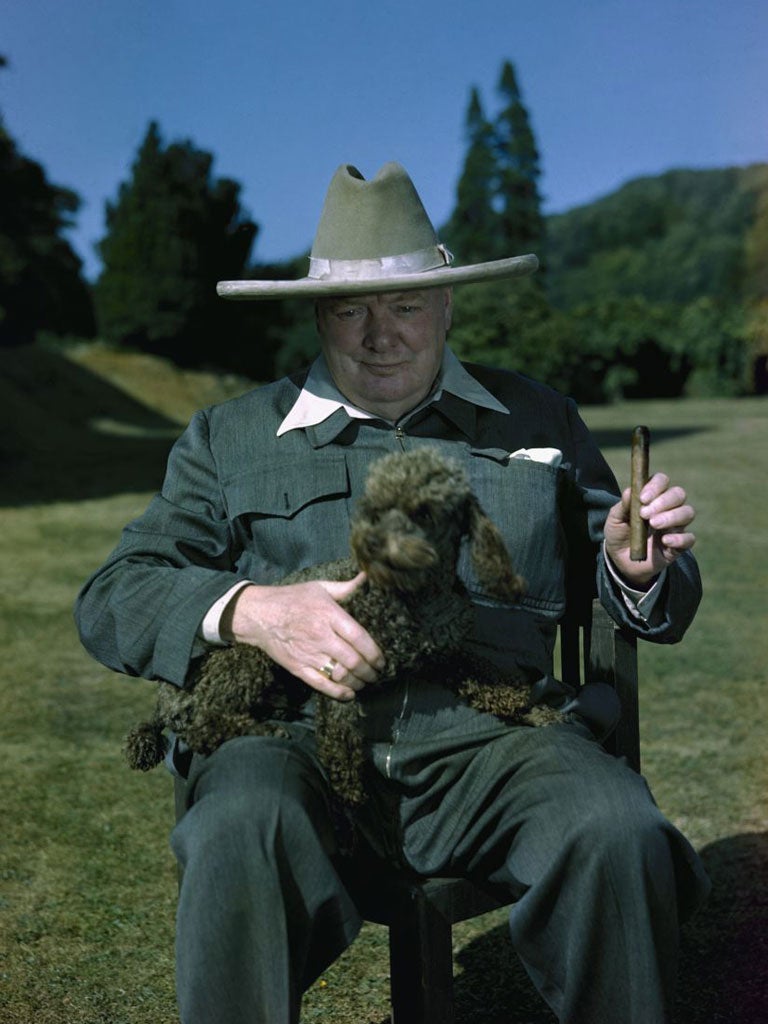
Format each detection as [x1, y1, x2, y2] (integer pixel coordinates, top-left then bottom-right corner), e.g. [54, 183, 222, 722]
[173, 597, 639, 1024]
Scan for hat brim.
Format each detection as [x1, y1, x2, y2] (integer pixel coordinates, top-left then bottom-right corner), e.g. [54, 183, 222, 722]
[217, 254, 538, 300]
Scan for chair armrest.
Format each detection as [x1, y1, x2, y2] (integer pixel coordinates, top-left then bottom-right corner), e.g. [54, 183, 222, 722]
[588, 599, 640, 772]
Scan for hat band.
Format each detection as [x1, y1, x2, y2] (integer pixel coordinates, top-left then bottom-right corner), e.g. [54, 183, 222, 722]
[308, 243, 454, 282]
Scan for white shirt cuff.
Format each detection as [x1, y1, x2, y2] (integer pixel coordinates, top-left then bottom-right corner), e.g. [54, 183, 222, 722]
[200, 580, 253, 645]
[602, 541, 667, 623]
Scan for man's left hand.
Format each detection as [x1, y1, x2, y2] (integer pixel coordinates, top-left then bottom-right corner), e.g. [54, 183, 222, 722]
[604, 472, 696, 588]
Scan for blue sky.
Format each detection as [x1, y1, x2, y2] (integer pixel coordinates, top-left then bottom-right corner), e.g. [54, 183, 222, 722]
[3, 0, 766, 279]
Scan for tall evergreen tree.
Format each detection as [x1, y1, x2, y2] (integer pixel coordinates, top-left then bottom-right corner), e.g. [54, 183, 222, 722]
[445, 60, 547, 377]
[443, 61, 545, 269]
[95, 121, 257, 366]
[493, 60, 545, 260]
[443, 88, 501, 263]
[0, 56, 95, 345]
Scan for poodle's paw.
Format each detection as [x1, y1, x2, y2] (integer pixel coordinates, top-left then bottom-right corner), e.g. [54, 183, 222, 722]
[124, 721, 167, 771]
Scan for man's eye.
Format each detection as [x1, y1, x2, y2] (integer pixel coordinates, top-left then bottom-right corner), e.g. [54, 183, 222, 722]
[336, 307, 363, 320]
[397, 305, 419, 315]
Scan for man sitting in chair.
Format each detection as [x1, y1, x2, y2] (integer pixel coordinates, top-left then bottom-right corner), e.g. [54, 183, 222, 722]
[75, 161, 709, 1024]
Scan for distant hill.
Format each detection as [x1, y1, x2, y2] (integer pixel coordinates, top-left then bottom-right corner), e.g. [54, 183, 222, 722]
[545, 163, 768, 311]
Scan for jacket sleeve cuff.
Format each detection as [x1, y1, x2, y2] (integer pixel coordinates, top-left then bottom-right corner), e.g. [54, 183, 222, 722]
[602, 540, 667, 624]
[200, 580, 254, 644]
[597, 547, 702, 643]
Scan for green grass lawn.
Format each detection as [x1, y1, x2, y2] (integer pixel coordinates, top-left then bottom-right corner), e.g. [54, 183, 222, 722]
[1, 373, 766, 1022]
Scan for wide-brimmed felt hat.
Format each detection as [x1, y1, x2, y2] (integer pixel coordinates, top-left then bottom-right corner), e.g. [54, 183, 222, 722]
[217, 162, 538, 300]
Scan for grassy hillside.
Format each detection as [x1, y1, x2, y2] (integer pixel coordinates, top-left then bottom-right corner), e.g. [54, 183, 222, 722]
[546, 163, 768, 309]
[0, 343, 255, 505]
[1, 351, 766, 1022]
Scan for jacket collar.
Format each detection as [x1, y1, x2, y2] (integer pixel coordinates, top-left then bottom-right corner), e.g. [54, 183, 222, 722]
[277, 347, 508, 445]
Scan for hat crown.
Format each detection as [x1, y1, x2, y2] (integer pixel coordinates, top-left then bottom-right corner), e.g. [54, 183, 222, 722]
[310, 163, 440, 262]
[216, 160, 538, 299]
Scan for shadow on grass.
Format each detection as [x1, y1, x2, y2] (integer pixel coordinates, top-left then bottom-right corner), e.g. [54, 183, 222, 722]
[676, 831, 768, 1024]
[1, 347, 180, 506]
[588, 425, 712, 452]
[450, 832, 768, 1024]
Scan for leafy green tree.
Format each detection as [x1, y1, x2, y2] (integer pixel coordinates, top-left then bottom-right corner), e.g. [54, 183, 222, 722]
[95, 121, 258, 368]
[569, 297, 691, 400]
[0, 56, 94, 345]
[676, 299, 748, 397]
[541, 164, 768, 396]
[448, 281, 600, 399]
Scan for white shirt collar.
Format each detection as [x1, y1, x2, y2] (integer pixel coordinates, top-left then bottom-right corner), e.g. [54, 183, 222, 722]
[276, 358, 377, 437]
[276, 347, 508, 437]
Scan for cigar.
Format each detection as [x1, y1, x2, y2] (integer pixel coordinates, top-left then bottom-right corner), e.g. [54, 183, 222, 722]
[630, 426, 650, 561]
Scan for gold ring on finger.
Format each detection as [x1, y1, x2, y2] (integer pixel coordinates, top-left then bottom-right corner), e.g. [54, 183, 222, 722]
[320, 659, 337, 679]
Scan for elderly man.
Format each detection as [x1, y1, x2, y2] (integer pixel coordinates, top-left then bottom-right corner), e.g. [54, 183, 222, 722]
[75, 162, 709, 1024]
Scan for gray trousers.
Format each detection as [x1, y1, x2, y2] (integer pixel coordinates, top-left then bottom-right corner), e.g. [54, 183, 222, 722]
[170, 684, 709, 1024]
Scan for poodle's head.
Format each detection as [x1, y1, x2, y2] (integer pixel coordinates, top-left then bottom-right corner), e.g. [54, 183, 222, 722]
[349, 447, 524, 600]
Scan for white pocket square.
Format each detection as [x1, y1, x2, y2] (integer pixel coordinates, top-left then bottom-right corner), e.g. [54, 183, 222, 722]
[508, 447, 563, 467]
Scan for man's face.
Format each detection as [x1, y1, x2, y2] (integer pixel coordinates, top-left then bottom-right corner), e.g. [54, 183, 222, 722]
[315, 287, 453, 421]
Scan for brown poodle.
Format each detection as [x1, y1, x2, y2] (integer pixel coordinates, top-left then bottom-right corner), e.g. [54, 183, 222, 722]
[125, 447, 559, 806]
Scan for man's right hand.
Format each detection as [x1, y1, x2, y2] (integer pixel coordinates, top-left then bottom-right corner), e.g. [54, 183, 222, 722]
[219, 572, 385, 701]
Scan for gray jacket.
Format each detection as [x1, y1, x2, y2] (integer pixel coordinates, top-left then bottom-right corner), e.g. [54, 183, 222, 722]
[74, 361, 701, 693]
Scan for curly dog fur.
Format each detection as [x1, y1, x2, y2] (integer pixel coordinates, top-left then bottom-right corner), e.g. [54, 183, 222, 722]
[125, 447, 560, 806]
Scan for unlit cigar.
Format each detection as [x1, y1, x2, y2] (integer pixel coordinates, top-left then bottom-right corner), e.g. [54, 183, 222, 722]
[630, 426, 650, 561]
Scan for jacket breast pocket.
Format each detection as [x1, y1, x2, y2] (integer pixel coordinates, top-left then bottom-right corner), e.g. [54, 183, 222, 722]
[223, 455, 352, 582]
[462, 450, 567, 617]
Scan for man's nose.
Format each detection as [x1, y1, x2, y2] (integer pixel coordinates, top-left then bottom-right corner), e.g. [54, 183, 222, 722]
[364, 310, 396, 348]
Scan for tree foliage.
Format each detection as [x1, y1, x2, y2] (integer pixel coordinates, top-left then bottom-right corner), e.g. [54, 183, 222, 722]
[538, 165, 768, 398]
[545, 167, 760, 309]
[440, 60, 765, 401]
[94, 121, 264, 370]
[443, 61, 544, 266]
[442, 88, 500, 264]
[0, 57, 94, 345]
[493, 61, 545, 261]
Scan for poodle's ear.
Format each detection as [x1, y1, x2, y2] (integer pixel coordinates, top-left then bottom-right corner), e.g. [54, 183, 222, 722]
[467, 496, 525, 601]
